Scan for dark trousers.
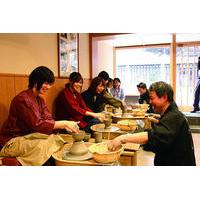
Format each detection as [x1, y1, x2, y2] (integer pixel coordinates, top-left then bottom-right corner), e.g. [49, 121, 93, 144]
[193, 79, 200, 109]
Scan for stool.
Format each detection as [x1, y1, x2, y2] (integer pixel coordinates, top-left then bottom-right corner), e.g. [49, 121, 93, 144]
[0, 157, 21, 166]
[0, 146, 21, 166]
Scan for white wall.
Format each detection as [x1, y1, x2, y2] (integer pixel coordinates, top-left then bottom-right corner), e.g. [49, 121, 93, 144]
[92, 40, 114, 78]
[0, 33, 90, 79]
[0, 33, 58, 75]
[79, 33, 90, 79]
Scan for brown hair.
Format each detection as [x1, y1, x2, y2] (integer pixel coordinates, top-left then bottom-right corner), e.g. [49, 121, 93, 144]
[69, 72, 83, 85]
[88, 77, 105, 94]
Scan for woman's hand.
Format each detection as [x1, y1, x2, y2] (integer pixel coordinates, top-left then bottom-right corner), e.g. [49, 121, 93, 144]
[94, 113, 105, 122]
[64, 121, 80, 133]
[86, 111, 105, 122]
[54, 120, 80, 133]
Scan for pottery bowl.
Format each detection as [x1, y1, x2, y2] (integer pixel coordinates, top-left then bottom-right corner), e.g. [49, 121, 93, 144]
[72, 130, 86, 142]
[83, 134, 91, 142]
[139, 104, 149, 109]
[103, 119, 112, 129]
[132, 109, 146, 116]
[117, 119, 137, 131]
[89, 142, 123, 163]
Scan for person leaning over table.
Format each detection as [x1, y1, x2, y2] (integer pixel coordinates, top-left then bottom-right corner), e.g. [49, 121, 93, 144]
[108, 81, 196, 166]
[0, 66, 79, 166]
[82, 76, 125, 114]
[55, 72, 105, 134]
[98, 71, 126, 112]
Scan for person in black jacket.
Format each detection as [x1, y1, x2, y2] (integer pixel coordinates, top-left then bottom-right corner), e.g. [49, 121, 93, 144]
[109, 81, 196, 166]
[191, 56, 200, 112]
[137, 82, 150, 104]
[81, 76, 106, 113]
[137, 82, 153, 113]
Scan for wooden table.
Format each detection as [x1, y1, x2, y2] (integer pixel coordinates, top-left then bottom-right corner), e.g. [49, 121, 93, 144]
[52, 142, 118, 166]
[56, 134, 140, 166]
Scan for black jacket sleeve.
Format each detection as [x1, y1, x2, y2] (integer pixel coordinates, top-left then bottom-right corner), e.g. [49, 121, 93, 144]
[143, 111, 182, 154]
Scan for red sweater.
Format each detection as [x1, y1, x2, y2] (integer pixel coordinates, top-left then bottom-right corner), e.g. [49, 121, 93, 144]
[55, 84, 92, 128]
[0, 89, 55, 146]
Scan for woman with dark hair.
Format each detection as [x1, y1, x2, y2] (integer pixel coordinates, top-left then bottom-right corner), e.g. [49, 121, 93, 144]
[0, 66, 79, 166]
[82, 76, 106, 113]
[55, 72, 105, 134]
[98, 71, 109, 82]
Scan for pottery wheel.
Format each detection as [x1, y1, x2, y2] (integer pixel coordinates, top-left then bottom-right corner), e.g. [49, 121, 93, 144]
[62, 151, 93, 161]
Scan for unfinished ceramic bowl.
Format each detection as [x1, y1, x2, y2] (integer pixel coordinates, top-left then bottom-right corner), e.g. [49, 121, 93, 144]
[88, 142, 123, 163]
[112, 113, 136, 123]
[103, 119, 112, 129]
[72, 130, 86, 142]
[105, 105, 114, 113]
[132, 109, 146, 116]
[117, 119, 137, 131]
[69, 141, 88, 156]
[83, 134, 91, 142]
[131, 104, 149, 110]
[139, 104, 149, 109]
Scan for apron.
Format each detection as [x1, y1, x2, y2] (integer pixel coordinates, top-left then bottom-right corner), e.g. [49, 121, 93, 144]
[0, 133, 65, 166]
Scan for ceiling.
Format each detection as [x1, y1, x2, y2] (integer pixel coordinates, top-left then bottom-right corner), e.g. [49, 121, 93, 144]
[98, 33, 200, 47]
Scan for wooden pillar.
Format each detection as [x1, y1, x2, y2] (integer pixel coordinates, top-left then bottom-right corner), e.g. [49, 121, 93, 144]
[170, 34, 176, 100]
[113, 47, 116, 77]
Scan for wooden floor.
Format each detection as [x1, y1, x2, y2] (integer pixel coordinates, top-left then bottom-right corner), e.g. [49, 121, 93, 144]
[136, 133, 200, 166]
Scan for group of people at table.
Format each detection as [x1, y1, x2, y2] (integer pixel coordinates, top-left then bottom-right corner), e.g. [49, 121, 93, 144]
[0, 66, 196, 166]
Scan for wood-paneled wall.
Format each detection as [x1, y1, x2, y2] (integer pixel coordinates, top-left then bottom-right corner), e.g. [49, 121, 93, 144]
[0, 73, 90, 130]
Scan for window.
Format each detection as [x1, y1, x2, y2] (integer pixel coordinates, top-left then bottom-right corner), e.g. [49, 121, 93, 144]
[91, 33, 200, 108]
[176, 45, 200, 106]
[116, 47, 170, 95]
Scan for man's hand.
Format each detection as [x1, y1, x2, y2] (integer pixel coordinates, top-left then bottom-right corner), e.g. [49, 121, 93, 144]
[148, 116, 159, 124]
[107, 136, 124, 151]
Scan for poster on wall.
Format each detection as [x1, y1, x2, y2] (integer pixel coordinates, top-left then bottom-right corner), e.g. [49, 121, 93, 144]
[58, 33, 79, 78]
